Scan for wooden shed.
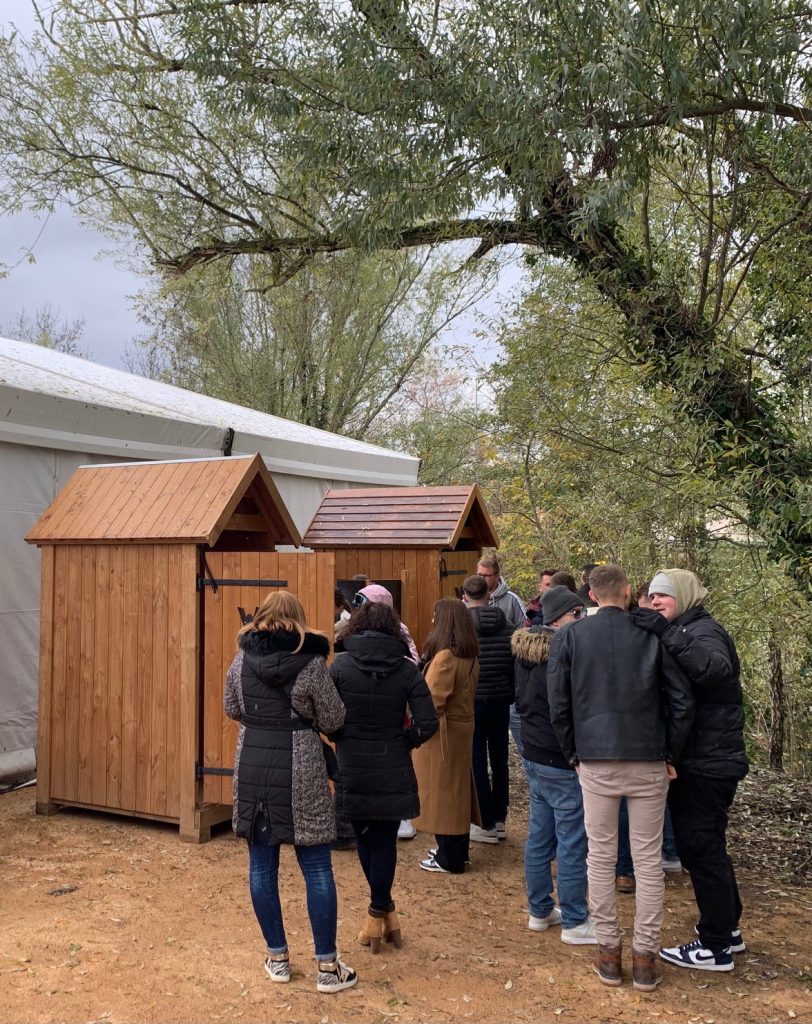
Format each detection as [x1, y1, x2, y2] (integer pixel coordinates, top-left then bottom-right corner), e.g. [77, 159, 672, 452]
[303, 485, 498, 652]
[26, 454, 334, 841]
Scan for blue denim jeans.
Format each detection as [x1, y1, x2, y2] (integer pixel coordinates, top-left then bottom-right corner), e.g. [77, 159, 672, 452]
[524, 760, 588, 929]
[509, 703, 525, 758]
[248, 817, 337, 961]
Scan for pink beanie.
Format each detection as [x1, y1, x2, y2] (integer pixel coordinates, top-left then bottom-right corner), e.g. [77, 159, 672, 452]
[357, 584, 394, 608]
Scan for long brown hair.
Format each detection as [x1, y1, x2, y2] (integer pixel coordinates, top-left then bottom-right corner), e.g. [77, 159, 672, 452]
[237, 590, 315, 652]
[422, 598, 479, 662]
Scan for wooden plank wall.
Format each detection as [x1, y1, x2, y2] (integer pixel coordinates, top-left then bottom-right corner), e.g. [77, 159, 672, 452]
[44, 543, 194, 820]
[201, 551, 335, 805]
[439, 550, 481, 601]
[332, 547, 448, 655]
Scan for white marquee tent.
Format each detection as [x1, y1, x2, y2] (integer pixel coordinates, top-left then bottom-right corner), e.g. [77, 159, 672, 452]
[0, 337, 419, 781]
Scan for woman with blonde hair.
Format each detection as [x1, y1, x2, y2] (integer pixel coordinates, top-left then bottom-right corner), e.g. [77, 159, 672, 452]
[224, 590, 357, 993]
[412, 598, 480, 874]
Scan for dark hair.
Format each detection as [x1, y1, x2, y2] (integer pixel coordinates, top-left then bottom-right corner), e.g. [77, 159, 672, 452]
[423, 598, 479, 662]
[589, 563, 628, 599]
[635, 580, 652, 600]
[334, 587, 352, 615]
[549, 571, 577, 592]
[341, 600, 403, 640]
[462, 574, 488, 599]
[351, 572, 370, 582]
[539, 567, 561, 579]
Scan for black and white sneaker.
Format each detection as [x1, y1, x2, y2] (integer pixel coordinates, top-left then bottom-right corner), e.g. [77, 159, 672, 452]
[694, 923, 746, 953]
[316, 957, 358, 993]
[264, 954, 291, 983]
[419, 853, 450, 873]
[660, 938, 734, 971]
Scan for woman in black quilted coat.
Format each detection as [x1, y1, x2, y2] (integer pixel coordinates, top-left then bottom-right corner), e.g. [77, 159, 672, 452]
[330, 601, 438, 952]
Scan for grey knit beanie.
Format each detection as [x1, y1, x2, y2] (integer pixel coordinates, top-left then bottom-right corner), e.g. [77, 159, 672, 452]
[541, 586, 585, 625]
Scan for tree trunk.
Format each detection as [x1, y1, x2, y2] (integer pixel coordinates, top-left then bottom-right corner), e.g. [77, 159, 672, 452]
[767, 633, 787, 772]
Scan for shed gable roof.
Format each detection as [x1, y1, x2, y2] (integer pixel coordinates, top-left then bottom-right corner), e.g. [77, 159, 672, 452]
[303, 485, 498, 549]
[25, 454, 301, 547]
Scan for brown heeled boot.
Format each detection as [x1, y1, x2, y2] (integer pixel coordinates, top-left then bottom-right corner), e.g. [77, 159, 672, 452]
[383, 908, 403, 948]
[357, 915, 372, 947]
[593, 944, 623, 987]
[365, 912, 385, 954]
[632, 948, 661, 992]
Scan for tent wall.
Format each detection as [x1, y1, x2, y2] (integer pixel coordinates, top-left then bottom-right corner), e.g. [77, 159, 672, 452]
[0, 442, 133, 781]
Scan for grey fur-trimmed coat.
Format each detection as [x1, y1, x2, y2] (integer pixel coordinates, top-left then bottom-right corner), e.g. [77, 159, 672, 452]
[224, 628, 345, 845]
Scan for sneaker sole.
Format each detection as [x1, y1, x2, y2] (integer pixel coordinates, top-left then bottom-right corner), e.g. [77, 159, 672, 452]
[264, 963, 291, 983]
[529, 920, 561, 932]
[633, 977, 662, 991]
[659, 952, 734, 972]
[317, 976, 358, 994]
[469, 836, 499, 844]
[731, 941, 746, 954]
[561, 934, 599, 945]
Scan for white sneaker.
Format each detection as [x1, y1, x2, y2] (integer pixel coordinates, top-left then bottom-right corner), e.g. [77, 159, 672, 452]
[561, 917, 598, 945]
[469, 824, 499, 844]
[494, 821, 507, 840]
[662, 855, 683, 873]
[397, 820, 417, 840]
[529, 907, 562, 931]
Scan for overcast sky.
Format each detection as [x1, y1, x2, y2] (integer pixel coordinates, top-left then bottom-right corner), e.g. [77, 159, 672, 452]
[0, 0, 143, 368]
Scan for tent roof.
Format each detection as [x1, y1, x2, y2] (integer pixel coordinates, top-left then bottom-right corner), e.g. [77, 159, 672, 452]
[25, 454, 301, 547]
[303, 485, 498, 549]
[0, 337, 419, 485]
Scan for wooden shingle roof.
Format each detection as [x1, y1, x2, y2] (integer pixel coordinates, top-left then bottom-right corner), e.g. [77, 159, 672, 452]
[26, 454, 301, 547]
[303, 485, 498, 549]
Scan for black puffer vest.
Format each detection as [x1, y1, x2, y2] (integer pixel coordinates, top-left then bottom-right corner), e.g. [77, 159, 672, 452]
[468, 605, 515, 702]
[235, 629, 330, 841]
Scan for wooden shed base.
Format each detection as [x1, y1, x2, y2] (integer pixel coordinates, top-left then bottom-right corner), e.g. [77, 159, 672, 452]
[34, 799, 232, 843]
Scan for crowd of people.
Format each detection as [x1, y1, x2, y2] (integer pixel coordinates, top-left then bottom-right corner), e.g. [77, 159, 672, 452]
[223, 555, 747, 995]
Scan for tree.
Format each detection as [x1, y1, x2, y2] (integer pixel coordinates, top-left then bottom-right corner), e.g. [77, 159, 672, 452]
[1, 1, 811, 581]
[128, 247, 488, 436]
[0, 303, 87, 356]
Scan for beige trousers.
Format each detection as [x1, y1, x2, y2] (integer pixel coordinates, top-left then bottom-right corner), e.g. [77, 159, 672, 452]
[579, 760, 670, 953]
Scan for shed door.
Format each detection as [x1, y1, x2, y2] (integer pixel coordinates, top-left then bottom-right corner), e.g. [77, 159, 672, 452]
[200, 550, 335, 806]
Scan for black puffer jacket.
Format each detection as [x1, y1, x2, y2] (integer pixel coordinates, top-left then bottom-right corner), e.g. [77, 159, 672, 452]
[468, 605, 515, 702]
[547, 607, 695, 764]
[512, 627, 571, 770]
[330, 631, 438, 820]
[658, 607, 748, 779]
[225, 629, 345, 843]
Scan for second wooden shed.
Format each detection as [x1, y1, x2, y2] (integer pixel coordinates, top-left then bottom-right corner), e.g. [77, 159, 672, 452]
[303, 485, 499, 652]
[26, 454, 334, 841]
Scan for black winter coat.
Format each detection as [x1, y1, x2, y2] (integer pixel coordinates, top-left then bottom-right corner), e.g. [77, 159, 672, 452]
[659, 607, 748, 779]
[547, 606, 695, 764]
[468, 605, 515, 702]
[225, 629, 344, 844]
[330, 631, 438, 820]
[512, 627, 571, 770]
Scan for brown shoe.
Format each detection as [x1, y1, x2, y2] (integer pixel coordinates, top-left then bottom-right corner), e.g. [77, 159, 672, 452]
[616, 874, 636, 893]
[383, 908, 403, 948]
[632, 948, 662, 991]
[593, 944, 622, 986]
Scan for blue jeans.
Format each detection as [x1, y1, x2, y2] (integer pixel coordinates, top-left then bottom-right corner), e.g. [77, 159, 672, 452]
[617, 799, 679, 875]
[524, 760, 588, 929]
[509, 703, 524, 758]
[248, 817, 337, 961]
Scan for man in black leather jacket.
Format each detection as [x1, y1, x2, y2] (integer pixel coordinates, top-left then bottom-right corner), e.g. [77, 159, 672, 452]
[630, 569, 748, 974]
[548, 564, 694, 992]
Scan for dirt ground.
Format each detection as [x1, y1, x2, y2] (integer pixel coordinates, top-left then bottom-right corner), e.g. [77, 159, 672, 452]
[2, 776, 811, 1024]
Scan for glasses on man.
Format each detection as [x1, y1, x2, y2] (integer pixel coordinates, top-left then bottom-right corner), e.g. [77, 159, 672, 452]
[478, 571, 497, 578]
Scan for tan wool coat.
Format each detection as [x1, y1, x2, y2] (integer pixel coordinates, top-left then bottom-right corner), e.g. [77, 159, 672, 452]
[413, 649, 480, 835]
